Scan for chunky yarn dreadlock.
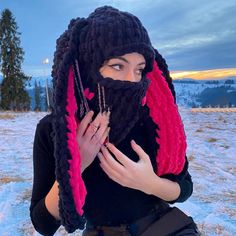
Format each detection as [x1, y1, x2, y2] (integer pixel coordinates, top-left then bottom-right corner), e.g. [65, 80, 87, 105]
[51, 6, 186, 233]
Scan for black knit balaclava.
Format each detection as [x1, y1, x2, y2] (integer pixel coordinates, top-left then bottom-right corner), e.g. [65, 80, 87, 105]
[75, 6, 155, 145]
[51, 6, 155, 231]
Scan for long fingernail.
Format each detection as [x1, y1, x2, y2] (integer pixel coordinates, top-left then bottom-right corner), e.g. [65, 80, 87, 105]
[131, 140, 136, 145]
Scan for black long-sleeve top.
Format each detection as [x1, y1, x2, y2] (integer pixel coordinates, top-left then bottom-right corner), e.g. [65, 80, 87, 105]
[30, 109, 193, 236]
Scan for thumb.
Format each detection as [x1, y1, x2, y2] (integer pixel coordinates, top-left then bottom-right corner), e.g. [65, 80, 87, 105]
[131, 140, 149, 161]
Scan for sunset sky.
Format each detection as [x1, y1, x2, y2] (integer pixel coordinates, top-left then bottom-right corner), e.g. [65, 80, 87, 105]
[0, 0, 236, 80]
[171, 68, 236, 80]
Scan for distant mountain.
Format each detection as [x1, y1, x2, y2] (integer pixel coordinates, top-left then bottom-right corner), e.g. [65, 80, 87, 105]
[173, 79, 236, 107]
[174, 78, 199, 84]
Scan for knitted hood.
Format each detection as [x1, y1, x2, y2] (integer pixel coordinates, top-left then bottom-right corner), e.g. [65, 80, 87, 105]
[51, 6, 187, 233]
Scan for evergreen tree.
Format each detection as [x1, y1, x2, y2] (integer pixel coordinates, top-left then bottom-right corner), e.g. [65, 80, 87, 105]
[0, 9, 31, 110]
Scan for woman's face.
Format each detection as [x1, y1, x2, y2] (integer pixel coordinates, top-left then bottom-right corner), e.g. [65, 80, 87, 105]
[99, 52, 146, 82]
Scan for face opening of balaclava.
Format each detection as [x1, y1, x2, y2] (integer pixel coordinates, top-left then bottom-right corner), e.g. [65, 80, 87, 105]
[86, 67, 150, 145]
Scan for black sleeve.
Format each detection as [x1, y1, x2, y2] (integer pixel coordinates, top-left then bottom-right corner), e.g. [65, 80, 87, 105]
[29, 114, 61, 236]
[161, 155, 193, 204]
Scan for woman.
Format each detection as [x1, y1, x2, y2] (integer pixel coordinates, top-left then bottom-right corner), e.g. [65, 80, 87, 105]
[30, 6, 200, 236]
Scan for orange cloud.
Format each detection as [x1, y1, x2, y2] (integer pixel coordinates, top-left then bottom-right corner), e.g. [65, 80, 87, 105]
[170, 68, 236, 80]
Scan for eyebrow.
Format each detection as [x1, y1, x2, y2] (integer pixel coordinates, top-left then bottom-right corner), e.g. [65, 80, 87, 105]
[111, 56, 146, 66]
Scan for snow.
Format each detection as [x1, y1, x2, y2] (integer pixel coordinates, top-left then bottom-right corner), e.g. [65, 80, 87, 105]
[174, 80, 236, 107]
[0, 109, 235, 235]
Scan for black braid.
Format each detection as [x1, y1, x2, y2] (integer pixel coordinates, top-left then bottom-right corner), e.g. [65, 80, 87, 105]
[51, 17, 88, 232]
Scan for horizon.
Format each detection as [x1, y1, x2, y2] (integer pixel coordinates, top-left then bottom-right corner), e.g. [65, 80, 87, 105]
[1, 68, 236, 81]
[171, 68, 236, 80]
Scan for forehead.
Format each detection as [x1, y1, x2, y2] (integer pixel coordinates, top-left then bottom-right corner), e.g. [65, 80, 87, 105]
[107, 52, 146, 62]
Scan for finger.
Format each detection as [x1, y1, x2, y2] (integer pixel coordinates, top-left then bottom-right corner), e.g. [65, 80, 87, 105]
[77, 110, 94, 137]
[100, 145, 125, 173]
[131, 140, 149, 161]
[84, 112, 104, 140]
[106, 143, 134, 167]
[93, 127, 110, 146]
[98, 152, 122, 181]
[91, 114, 109, 143]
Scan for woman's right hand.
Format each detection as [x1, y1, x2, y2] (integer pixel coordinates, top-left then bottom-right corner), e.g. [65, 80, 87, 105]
[77, 110, 110, 172]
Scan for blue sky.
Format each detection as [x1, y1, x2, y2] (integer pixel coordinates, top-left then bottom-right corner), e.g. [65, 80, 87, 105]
[0, 0, 236, 77]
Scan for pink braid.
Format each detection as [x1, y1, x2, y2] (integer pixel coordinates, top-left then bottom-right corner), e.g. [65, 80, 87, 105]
[146, 61, 187, 176]
[65, 66, 87, 215]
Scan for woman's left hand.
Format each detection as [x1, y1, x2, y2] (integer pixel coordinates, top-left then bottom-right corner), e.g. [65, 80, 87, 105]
[98, 140, 157, 194]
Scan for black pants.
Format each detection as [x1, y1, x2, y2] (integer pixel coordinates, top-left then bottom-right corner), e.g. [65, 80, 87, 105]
[82, 223, 200, 236]
[82, 207, 200, 236]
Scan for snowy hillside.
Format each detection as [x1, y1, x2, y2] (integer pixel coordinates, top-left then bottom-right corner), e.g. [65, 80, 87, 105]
[0, 108, 235, 235]
[173, 79, 236, 107]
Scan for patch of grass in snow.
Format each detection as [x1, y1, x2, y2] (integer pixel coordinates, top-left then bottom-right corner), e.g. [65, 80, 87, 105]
[0, 176, 24, 184]
[191, 163, 206, 174]
[0, 113, 15, 119]
[207, 137, 218, 142]
[227, 166, 236, 174]
[195, 128, 203, 132]
[219, 144, 230, 149]
[223, 191, 236, 203]
[188, 154, 195, 161]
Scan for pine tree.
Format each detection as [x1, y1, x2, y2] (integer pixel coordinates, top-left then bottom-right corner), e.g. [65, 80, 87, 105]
[0, 9, 31, 110]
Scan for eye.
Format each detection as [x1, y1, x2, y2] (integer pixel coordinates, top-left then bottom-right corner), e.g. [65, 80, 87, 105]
[136, 68, 145, 75]
[108, 64, 124, 71]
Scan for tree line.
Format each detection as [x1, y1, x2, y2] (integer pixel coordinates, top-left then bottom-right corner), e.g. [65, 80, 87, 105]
[0, 8, 52, 111]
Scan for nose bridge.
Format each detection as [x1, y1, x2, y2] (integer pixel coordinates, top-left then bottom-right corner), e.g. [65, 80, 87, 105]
[126, 68, 136, 82]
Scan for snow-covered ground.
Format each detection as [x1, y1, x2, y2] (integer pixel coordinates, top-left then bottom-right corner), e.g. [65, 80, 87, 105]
[0, 109, 235, 235]
[174, 81, 236, 107]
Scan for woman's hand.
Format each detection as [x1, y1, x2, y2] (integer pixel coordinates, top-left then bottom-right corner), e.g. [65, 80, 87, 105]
[98, 140, 157, 194]
[77, 110, 110, 172]
[98, 140, 181, 201]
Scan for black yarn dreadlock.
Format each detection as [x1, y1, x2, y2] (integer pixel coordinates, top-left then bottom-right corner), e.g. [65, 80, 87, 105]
[51, 18, 89, 232]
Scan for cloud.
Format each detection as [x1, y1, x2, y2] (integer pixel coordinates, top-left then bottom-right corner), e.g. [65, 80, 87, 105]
[2, 0, 235, 76]
[132, 0, 236, 70]
[166, 36, 236, 70]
